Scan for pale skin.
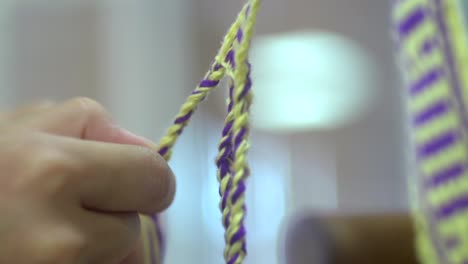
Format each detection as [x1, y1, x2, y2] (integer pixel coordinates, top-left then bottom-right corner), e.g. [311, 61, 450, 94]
[0, 97, 175, 264]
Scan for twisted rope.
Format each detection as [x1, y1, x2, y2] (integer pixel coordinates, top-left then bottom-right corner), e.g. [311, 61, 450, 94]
[142, 1, 261, 263]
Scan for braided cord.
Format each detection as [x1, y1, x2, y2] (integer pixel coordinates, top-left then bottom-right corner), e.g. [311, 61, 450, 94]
[393, 0, 468, 263]
[224, 2, 259, 264]
[157, 3, 250, 161]
[216, 53, 236, 244]
[216, 6, 255, 263]
[141, 1, 260, 263]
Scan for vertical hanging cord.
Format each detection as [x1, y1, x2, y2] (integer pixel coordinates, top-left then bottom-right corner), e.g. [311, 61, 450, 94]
[216, 50, 236, 248]
[145, 1, 261, 263]
[216, 5, 253, 263]
[150, 5, 250, 262]
[223, 2, 259, 263]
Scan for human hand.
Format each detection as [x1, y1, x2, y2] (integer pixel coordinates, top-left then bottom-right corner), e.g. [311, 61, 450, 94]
[0, 98, 175, 264]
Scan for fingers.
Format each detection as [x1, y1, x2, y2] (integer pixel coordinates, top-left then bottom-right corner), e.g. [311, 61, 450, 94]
[52, 135, 175, 215]
[0, 97, 172, 264]
[0, 201, 140, 264]
[0, 101, 55, 124]
[118, 230, 145, 264]
[78, 211, 141, 264]
[12, 97, 156, 148]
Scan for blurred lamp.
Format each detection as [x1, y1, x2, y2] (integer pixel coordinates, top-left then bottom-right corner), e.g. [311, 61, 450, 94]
[250, 31, 377, 131]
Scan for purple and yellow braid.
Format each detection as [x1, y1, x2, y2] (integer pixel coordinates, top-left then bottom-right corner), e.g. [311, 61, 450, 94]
[393, 0, 468, 263]
[223, 3, 259, 263]
[216, 6, 257, 263]
[140, 1, 261, 263]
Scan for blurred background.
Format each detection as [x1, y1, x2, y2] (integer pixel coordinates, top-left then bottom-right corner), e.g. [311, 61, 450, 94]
[0, 0, 411, 263]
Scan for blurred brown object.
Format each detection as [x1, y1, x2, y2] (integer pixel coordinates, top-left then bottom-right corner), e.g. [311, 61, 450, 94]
[284, 212, 418, 264]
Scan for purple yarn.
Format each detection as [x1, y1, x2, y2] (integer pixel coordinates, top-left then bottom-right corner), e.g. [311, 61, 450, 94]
[214, 63, 223, 71]
[223, 207, 231, 227]
[200, 79, 220, 88]
[228, 86, 235, 111]
[398, 7, 426, 38]
[158, 146, 169, 157]
[413, 100, 449, 126]
[236, 62, 252, 101]
[154, 58, 225, 260]
[409, 67, 444, 96]
[217, 119, 233, 172]
[420, 38, 438, 56]
[151, 3, 258, 263]
[435, 194, 468, 220]
[237, 29, 244, 42]
[217, 146, 233, 169]
[416, 131, 457, 158]
[424, 163, 465, 189]
[226, 50, 236, 68]
[223, 35, 255, 262]
[234, 127, 247, 149]
[246, 5, 251, 16]
[227, 253, 240, 264]
[223, 120, 234, 135]
[230, 225, 246, 244]
[217, 47, 238, 230]
[392, 1, 456, 262]
[231, 181, 246, 204]
[175, 110, 193, 124]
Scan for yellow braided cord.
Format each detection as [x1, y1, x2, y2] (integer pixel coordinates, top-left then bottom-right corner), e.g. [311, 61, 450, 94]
[157, 3, 250, 161]
[139, 1, 260, 264]
[224, 2, 260, 264]
[215, 8, 252, 259]
[393, 0, 468, 263]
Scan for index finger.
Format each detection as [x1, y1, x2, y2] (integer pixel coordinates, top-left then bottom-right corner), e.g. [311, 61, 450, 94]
[12, 97, 156, 148]
[49, 134, 176, 215]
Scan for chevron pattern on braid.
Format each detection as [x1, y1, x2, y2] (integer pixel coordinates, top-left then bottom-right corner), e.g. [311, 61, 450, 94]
[393, 0, 468, 263]
[144, 1, 260, 264]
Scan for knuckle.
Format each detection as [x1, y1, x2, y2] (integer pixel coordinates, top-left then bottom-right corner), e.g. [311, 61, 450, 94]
[32, 150, 70, 177]
[69, 97, 107, 117]
[0, 133, 76, 196]
[27, 139, 66, 175]
[23, 143, 75, 194]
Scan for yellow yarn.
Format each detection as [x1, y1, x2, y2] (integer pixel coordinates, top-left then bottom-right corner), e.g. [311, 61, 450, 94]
[140, 1, 260, 263]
